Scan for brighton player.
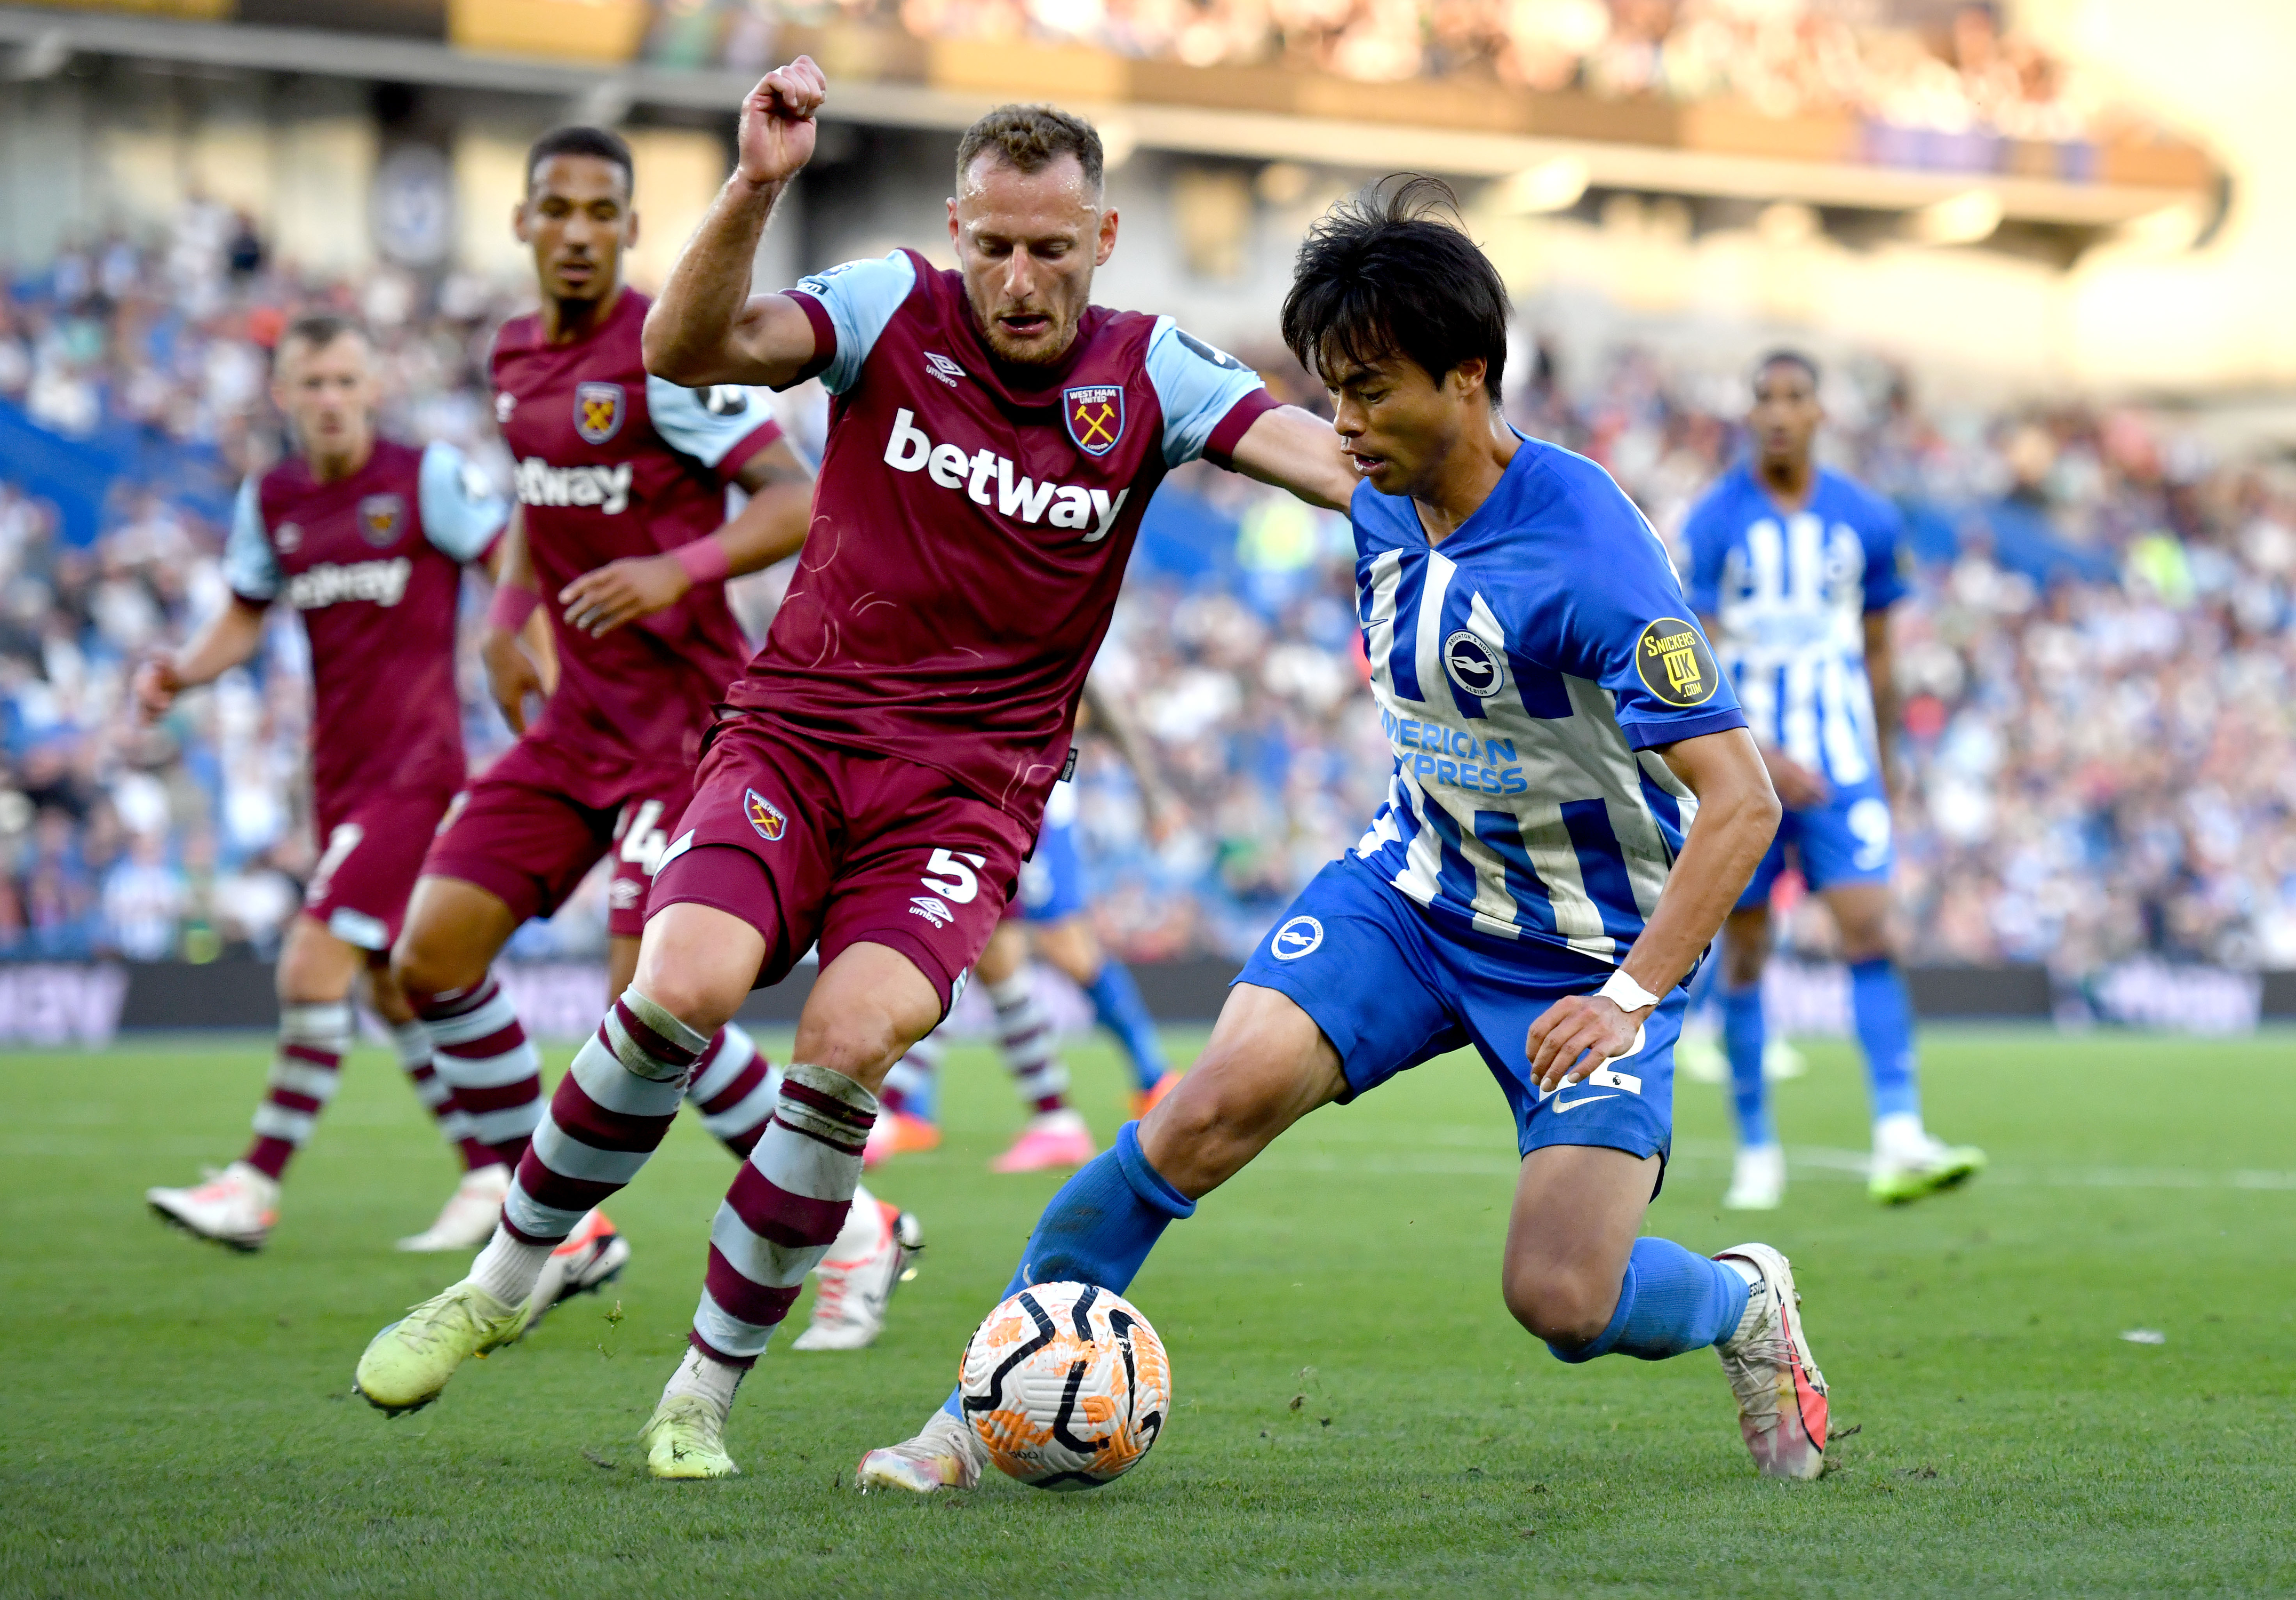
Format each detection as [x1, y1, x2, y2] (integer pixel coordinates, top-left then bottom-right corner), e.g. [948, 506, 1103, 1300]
[1684, 351, 1984, 1210]
[871, 678, 1180, 1173]
[861, 180, 1832, 1493]
[350, 67, 1360, 1475]
[140, 314, 509, 1251]
[381, 125, 914, 1329]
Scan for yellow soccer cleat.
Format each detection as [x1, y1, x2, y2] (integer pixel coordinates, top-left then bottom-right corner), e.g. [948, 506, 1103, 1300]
[1869, 1139, 1986, 1206]
[353, 1281, 525, 1417]
[640, 1394, 740, 1479]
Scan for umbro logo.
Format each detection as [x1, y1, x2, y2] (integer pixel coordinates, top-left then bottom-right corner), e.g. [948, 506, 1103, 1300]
[923, 352, 966, 388]
[910, 894, 955, 929]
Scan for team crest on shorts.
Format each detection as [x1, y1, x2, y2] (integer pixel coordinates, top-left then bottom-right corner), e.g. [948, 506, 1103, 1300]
[356, 494, 405, 548]
[575, 381, 625, 445]
[744, 789, 786, 842]
[1064, 385, 1125, 458]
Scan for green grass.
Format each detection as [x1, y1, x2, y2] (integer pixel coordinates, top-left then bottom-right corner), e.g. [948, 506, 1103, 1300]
[3, 1028, 2292, 1597]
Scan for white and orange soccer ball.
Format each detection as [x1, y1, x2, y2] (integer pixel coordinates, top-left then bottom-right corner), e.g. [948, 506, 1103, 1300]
[956, 1281, 1170, 1491]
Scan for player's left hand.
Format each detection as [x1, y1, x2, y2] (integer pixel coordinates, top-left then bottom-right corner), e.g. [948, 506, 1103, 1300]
[559, 554, 690, 637]
[1526, 994, 1647, 1094]
[736, 56, 825, 189]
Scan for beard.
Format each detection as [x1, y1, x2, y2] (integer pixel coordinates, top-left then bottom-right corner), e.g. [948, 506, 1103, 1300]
[968, 293, 1081, 367]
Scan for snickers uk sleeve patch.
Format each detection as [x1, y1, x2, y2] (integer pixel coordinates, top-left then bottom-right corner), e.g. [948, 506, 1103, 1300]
[1146, 317, 1268, 467]
[222, 475, 281, 603]
[1634, 618, 1723, 708]
[791, 251, 918, 395]
[418, 441, 510, 562]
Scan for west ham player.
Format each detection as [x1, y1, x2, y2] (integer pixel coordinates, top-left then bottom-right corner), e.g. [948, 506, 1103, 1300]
[382, 125, 913, 1327]
[140, 315, 509, 1250]
[1684, 352, 1985, 1210]
[870, 677, 1181, 1173]
[861, 181, 1833, 1493]
[352, 67, 1359, 1475]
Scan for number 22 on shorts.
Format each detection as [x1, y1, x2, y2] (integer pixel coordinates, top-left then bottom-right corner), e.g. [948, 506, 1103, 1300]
[921, 847, 986, 903]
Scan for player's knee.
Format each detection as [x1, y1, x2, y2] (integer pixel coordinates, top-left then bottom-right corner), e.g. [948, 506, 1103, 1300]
[1501, 1260, 1615, 1348]
[390, 929, 483, 1009]
[793, 1006, 906, 1083]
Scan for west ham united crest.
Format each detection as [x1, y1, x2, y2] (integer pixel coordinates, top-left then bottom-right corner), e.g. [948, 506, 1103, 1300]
[356, 494, 405, 548]
[1063, 385, 1125, 458]
[744, 788, 786, 842]
[574, 380, 625, 445]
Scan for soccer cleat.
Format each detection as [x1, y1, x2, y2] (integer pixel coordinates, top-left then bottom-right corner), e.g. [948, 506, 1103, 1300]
[1763, 1039, 1807, 1081]
[1715, 1243, 1828, 1480]
[1676, 1028, 1727, 1085]
[520, 1210, 630, 1337]
[1723, 1143, 1786, 1211]
[990, 1108, 1096, 1173]
[147, 1161, 278, 1252]
[640, 1392, 740, 1479]
[792, 1202, 923, 1351]
[863, 1110, 943, 1170]
[856, 1407, 986, 1494]
[1130, 1070, 1183, 1120]
[1869, 1136, 1986, 1205]
[395, 1163, 510, 1252]
[353, 1281, 525, 1416]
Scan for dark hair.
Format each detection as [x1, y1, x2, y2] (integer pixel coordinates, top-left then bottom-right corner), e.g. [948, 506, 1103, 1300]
[1281, 175, 1509, 405]
[955, 104, 1103, 193]
[277, 313, 365, 358]
[1753, 348, 1821, 388]
[526, 125, 634, 195]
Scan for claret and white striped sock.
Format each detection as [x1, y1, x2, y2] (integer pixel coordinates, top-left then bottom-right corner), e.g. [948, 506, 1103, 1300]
[988, 971, 1070, 1114]
[416, 973, 544, 1167]
[685, 1022, 779, 1160]
[690, 1062, 878, 1368]
[392, 1019, 498, 1173]
[242, 1001, 353, 1180]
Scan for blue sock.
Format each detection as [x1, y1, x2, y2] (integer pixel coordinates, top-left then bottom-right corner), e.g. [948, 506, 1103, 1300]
[1849, 958, 1920, 1121]
[1085, 962, 1168, 1092]
[1720, 984, 1773, 1148]
[1548, 1238, 1750, 1364]
[942, 1121, 1194, 1418]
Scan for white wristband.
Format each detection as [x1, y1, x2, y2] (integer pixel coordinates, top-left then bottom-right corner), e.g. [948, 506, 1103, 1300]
[1598, 969, 1664, 1013]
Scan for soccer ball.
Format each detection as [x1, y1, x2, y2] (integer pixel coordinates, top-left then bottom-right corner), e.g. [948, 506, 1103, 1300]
[957, 1281, 1170, 1491]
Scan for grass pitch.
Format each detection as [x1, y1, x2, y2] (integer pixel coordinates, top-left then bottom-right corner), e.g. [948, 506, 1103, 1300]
[3, 1025, 2292, 1598]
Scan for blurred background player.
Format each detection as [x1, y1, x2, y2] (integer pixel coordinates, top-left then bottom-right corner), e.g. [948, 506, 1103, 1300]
[872, 675, 1182, 1173]
[385, 123, 913, 1333]
[139, 314, 509, 1251]
[1685, 351, 1984, 1211]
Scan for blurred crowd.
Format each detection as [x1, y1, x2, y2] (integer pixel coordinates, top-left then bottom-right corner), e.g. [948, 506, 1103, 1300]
[5, 218, 2295, 976]
[652, 0, 2138, 144]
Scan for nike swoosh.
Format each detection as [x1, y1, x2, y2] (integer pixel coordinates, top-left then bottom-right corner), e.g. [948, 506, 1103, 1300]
[1551, 1093, 1619, 1115]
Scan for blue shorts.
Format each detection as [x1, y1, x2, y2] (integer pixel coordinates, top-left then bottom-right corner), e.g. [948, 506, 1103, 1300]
[1237, 856, 1681, 1174]
[1739, 773, 1894, 910]
[1015, 815, 1088, 924]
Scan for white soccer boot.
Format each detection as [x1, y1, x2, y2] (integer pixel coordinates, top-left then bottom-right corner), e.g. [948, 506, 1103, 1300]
[1763, 1038, 1807, 1081]
[1676, 1024, 1726, 1085]
[1715, 1243, 1828, 1479]
[792, 1200, 924, 1351]
[1868, 1115, 1986, 1206]
[856, 1408, 986, 1494]
[395, 1163, 511, 1252]
[1723, 1143, 1786, 1211]
[148, 1161, 278, 1252]
[519, 1210, 632, 1337]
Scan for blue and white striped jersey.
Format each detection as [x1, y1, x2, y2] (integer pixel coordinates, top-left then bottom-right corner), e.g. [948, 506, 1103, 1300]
[1351, 436, 1746, 964]
[1683, 464, 1906, 788]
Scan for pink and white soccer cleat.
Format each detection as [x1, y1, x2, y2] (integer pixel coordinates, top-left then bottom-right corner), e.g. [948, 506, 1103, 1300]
[148, 1161, 278, 1252]
[989, 1109, 1096, 1173]
[520, 1210, 631, 1336]
[395, 1163, 511, 1252]
[1715, 1242, 1829, 1479]
[792, 1199, 923, 1350]
[856, 1409, 986, 1494]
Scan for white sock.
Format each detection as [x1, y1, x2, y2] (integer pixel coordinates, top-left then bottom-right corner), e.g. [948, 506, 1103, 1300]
[663, 1343, 744, 1417]
[1719, 1255, 1764, 1340]
[468, 1226, 553, 1307]
[1873, 1111, 1927, 1161]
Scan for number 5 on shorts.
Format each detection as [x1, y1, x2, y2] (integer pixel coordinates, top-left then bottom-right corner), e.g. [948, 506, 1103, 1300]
[922, 847, 986, 904]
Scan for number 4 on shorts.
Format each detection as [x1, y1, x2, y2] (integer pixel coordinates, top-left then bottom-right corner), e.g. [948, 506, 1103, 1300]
[618, 801, 669, 876]
[921, 847, 986, 903]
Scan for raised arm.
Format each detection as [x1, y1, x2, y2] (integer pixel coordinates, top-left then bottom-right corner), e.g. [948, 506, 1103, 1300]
[1223, 404, 1359, 513]
[642, 57, 829, 389]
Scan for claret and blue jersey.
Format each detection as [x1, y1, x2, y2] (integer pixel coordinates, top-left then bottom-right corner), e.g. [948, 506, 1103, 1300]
[1683, 462, 1907, 898]
[1239, 433, 1747, 1168]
